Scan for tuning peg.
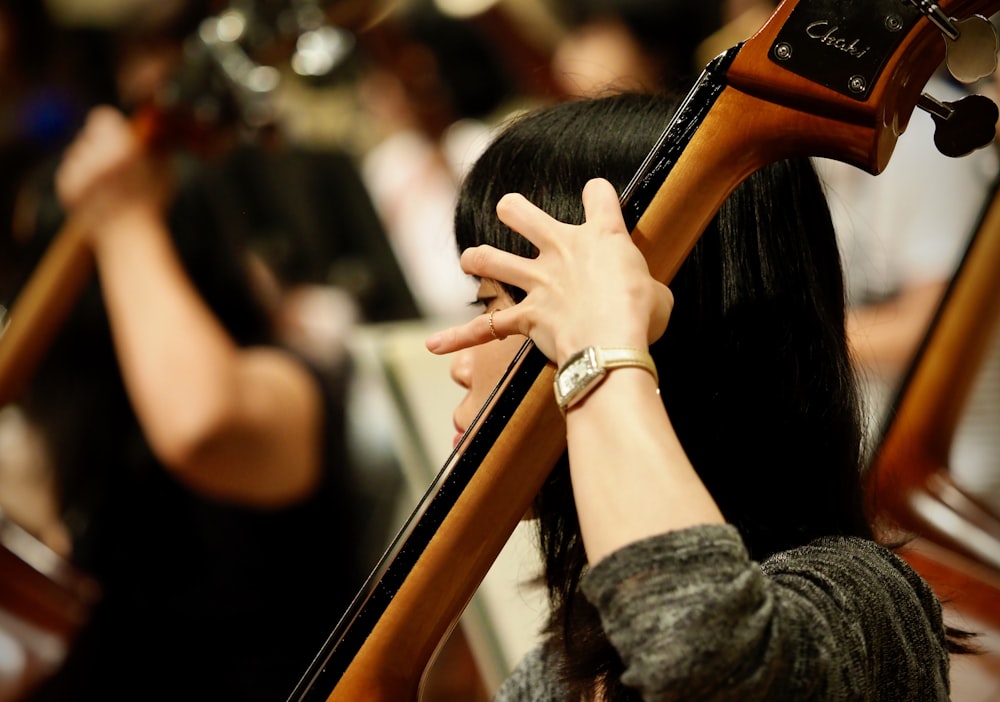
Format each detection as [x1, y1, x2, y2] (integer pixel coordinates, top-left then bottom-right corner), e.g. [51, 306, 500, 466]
[906, 3, 999, 83]
[917, 93, 999, 157]
[945, 16, 999, 83]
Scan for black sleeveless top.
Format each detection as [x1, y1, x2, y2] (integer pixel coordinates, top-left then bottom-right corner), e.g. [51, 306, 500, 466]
[28, 354, 366, 702]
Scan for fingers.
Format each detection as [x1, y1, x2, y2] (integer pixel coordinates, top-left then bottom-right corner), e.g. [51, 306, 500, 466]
[430, 179, 653, 360]
[85, 105, 131, 137]
[458, 245, 537, 292]
[56, 106, 135, 206]
[496, 178, 627, 248]
[426, 309, 513, 355]
[67, 107, 133, 163]
[426, 306, 525, 355]
[495, 192, 561, 249]
[487, 308, 505, 341]
[581, 178, 628, 233]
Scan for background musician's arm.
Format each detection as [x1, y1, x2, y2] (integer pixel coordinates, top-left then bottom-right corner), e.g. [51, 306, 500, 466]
[55, 106, 325, 506]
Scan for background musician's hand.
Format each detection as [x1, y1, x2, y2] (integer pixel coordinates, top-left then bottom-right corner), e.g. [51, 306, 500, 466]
[54, 106, 173, 245]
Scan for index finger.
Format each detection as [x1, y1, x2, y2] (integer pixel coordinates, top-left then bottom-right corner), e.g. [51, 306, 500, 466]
[425, 312, 497, 355]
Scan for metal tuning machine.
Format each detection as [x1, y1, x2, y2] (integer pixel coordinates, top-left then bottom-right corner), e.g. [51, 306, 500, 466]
[916, 92, 999, 156]
[906, 2, 999, 155]
[906, 1, 999, 82]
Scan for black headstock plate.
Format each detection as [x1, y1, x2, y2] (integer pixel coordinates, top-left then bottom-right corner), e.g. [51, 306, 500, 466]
[770, 0, 922, 100]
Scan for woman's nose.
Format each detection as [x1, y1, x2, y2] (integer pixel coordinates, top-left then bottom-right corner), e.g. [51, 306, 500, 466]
[449, 349, 473, 389]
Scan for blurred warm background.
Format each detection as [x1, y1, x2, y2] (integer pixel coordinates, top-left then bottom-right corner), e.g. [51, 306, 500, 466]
[0, 1, 998, 701]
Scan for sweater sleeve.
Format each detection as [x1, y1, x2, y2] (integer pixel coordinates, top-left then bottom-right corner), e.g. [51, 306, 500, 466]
[580, 524, 950, 702]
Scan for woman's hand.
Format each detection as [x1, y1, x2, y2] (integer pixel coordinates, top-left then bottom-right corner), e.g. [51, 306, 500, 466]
[426, 178, 673, 366]
[55, 106, 173, 243]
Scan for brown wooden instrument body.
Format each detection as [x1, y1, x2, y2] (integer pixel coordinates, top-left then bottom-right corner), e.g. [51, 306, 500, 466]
[870, 182, 1000, 583]
[319, 1, 1000, 698]
[0, 513, 99, 702]
[0, 221, 91, 407]
[0, 513, 98, 637]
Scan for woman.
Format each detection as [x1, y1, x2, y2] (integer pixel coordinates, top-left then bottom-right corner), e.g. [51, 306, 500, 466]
[15, 106, 367, 701]
[426, 92, 959, 700]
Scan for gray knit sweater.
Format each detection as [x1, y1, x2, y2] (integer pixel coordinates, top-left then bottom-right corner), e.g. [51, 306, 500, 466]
[494, 524, 950, 701]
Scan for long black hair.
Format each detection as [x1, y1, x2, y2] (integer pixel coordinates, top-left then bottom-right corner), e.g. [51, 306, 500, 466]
[454, 92, 873, 700]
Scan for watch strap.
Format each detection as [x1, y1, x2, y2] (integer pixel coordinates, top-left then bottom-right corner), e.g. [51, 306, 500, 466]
[593, 347, 659, 381]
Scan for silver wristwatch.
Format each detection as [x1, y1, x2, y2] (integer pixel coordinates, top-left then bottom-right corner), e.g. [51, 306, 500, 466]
[553, 346, 658, 412]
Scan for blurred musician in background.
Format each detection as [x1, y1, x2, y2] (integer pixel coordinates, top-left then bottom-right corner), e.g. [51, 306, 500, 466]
[0, 1, 415, 699]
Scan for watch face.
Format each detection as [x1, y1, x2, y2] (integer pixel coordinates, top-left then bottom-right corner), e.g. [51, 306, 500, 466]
[556, 361, 591, 396]
[555, 348, 602, 406]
